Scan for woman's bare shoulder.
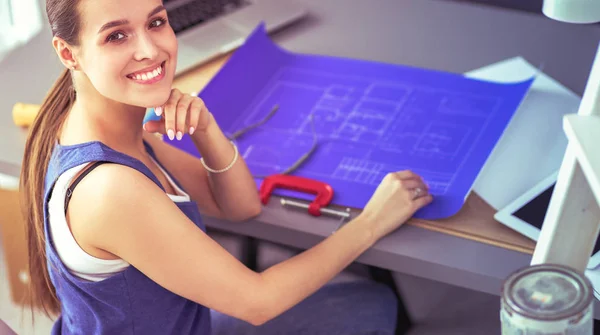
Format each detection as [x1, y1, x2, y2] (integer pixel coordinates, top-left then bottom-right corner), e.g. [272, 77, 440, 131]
[65, 162, 176, 253]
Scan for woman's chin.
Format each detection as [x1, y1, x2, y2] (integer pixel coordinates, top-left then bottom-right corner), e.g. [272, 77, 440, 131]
[137, 92, 172, 109]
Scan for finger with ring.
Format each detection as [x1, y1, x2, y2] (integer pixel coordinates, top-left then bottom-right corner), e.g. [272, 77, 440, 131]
[412, 187, 423, 200]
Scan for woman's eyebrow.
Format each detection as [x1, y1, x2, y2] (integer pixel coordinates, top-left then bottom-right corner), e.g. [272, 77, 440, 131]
[147, 5, 166, 18]
[97, 5, 166, 34]
[98, 20, 128, 34]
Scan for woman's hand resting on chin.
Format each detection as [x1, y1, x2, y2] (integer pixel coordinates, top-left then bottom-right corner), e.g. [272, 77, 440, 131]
[143, 88, 212, 140]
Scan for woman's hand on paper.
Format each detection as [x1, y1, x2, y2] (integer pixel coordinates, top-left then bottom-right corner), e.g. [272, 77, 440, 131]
[143, 88, 212, 140]
[359, 170, 433, 241]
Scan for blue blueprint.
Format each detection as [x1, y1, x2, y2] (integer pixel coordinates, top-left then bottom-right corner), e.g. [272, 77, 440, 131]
[165, 24, 533, 220]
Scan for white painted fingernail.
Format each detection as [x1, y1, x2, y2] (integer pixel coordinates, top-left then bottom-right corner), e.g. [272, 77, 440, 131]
[189, 127, 195, 135]
[176, 131, 183, 141]
[155, 106, 163, 116]
[167, 129, 175, 141]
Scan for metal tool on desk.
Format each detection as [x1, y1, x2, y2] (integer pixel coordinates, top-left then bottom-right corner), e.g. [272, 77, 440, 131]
[259, 174, 352, 232]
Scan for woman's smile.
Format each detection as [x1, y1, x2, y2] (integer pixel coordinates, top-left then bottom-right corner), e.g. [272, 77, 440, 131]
[126, 60, 166, 85]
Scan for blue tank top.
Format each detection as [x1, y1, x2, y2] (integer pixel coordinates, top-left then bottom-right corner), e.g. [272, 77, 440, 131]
[43, 140, 211, 334]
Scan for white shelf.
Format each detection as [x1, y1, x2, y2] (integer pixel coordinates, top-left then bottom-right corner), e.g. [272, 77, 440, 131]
[563, 114, 600, 204]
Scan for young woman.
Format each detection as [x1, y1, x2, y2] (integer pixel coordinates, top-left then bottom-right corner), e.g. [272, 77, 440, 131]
[20, 0, 433, 334]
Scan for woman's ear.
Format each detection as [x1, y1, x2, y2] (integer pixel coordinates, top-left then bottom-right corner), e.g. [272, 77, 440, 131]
[52, 36, 78, 70]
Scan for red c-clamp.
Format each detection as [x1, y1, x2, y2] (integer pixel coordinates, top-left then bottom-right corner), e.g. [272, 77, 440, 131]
[259, 174, 333, 216]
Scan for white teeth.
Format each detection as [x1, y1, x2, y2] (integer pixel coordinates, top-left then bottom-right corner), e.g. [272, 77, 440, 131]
[130, 63, 163, 81]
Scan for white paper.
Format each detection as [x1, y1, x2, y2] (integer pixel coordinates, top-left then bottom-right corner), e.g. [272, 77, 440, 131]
[465, 57, 581, 210]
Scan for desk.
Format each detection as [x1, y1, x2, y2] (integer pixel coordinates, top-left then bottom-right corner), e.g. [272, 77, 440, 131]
[2, 0, 600, 316]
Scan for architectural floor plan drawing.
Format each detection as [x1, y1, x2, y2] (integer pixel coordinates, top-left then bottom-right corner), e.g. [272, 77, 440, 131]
[168, 24, 533, 219]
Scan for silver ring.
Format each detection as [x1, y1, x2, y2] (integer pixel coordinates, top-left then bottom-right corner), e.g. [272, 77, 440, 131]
[413, 187, 422, 200]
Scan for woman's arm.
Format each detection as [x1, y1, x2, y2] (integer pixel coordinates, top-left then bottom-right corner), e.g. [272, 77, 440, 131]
[143, 89, 261, 222]
[69, 163, 375, 326]
[70, 164, 431, 326]
[143, 117, 261, 222]
[190, 113, 261, 221]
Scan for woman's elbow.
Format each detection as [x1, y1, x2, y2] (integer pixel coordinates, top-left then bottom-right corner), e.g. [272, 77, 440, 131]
[244, 296, 274, 326]
[227, 202, 262, 222]
[246, 309, 270, 327]
[246, 202, 262, 219]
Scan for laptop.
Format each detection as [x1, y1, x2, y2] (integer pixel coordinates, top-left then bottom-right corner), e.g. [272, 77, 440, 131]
[164, 0, 307, 75]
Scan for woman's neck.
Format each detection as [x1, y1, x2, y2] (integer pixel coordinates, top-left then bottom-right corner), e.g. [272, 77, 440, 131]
[60, 87, 148, 156]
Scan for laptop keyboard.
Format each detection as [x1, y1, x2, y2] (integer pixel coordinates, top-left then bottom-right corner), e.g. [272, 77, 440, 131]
[164, 0, 248, 34]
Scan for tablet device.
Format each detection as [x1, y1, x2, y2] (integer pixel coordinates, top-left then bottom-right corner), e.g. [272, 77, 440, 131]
[494, 171, 600, 269]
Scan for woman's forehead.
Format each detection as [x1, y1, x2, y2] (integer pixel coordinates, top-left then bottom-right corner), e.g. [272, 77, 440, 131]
[79, 0, 164, 34]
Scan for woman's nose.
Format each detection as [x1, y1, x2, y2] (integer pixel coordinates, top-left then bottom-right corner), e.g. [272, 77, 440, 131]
[134, 33, 159, 61]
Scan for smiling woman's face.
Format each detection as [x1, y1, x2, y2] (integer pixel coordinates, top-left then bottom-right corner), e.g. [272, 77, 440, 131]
[74, 0, 177, 108]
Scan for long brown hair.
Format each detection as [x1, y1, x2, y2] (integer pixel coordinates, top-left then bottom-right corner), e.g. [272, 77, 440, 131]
[20, 0, 81, 317]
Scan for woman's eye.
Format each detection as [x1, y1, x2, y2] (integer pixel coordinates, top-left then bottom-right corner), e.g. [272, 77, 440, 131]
[107, 32, 126, 43]
[150, 18, 167, 29]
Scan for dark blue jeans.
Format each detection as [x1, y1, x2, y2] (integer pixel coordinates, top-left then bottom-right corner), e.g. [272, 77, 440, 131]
[211, 280, 398, 335]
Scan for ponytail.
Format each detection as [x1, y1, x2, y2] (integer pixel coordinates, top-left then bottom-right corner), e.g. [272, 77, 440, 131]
[20, 69, 75, 317]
